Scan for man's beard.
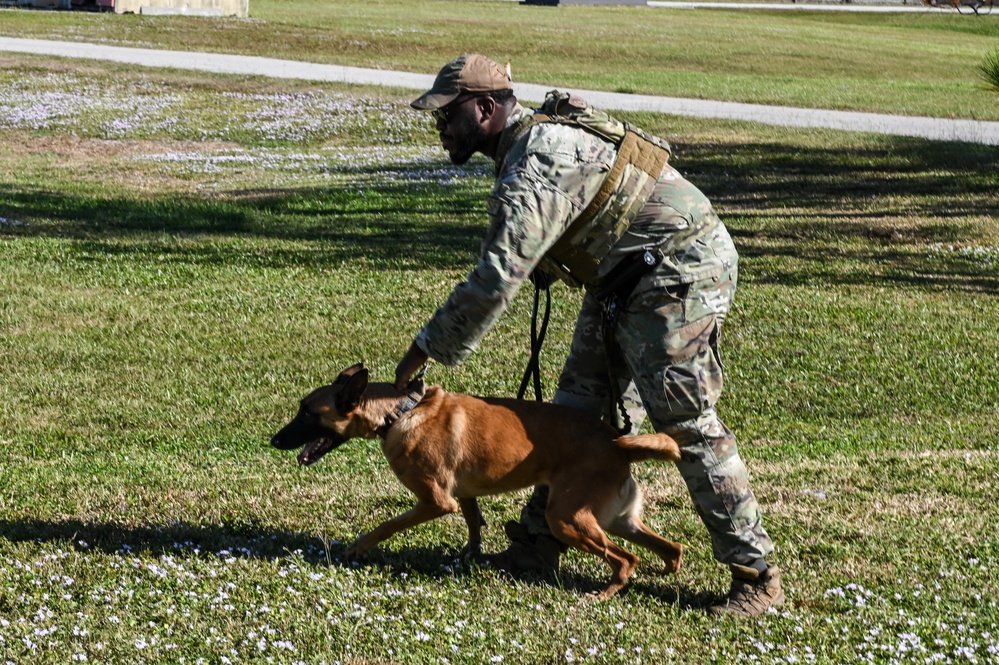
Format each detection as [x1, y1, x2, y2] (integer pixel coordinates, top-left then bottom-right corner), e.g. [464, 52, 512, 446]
[446, 113, 488, 165]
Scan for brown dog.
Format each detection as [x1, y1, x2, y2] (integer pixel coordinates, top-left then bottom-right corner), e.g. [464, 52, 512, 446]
[271, 363, 684, 599]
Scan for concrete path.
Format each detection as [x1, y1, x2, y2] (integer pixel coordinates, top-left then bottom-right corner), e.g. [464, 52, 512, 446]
[648, 1, 991, 13]
[2, 36, 998, 146]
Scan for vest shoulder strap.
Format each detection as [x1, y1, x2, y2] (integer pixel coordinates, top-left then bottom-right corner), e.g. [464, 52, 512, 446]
[493, 92, 672, 286]
[545, 129, 670, 284]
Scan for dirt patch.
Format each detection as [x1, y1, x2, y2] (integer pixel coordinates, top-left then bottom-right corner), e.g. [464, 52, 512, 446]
[2, 132, 244, 192]
[3, 131, 240, 160]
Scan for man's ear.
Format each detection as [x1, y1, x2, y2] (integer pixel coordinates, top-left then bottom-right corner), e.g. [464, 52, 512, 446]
[335, 368, 368, 413]
[475, 95, 498, 122]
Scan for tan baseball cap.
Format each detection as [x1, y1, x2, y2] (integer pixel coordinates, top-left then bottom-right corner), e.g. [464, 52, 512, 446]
[411, 54, 513, 111]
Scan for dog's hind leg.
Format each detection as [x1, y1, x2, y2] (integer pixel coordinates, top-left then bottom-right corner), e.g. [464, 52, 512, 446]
[546, 506, 639, 600]
[606, 517, 683, 573]
[345, 488, 459, 559]
[603, 478, 683, 573]
[457, 497, 485, 561]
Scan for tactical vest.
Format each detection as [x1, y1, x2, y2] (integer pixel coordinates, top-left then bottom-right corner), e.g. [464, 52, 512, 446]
[495, 90, 672, 287]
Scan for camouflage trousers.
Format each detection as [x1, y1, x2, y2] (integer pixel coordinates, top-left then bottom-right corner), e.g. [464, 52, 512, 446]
[519, 233, 775, 567]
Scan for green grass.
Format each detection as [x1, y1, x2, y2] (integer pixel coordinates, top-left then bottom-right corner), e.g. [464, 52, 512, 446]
[2, 15, 999, 665]
[981, 47, 999, 92]
[1, 0, 999, 119]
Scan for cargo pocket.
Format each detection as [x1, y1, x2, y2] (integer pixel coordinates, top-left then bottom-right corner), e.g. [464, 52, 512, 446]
[705, 318, 725, 406]
[648, 314, 719, 421]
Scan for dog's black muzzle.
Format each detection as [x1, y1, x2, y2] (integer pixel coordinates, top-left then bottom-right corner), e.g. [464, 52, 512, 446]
[271, 423, 347, 466]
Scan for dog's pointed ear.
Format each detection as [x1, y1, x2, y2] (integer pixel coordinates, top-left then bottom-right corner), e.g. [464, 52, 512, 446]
[342, 362, 365, 376]
[332, 362, 365, 387]
[334, 362, 364, 380]
[334, 367, 368, 413]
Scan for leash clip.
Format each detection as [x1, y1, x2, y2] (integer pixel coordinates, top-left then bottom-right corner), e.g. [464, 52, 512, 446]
[413, 361, 431, 382]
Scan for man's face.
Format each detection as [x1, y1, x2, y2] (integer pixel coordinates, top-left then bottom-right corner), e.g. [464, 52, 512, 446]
[435, 96, 488, 165]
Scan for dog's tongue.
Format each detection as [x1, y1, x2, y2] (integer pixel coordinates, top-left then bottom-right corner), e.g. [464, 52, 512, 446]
[297, 438, 333, 466]
[297, 443, 319, 466]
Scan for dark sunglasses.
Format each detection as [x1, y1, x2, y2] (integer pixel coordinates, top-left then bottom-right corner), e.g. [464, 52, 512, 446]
[430, 93, 486, 125]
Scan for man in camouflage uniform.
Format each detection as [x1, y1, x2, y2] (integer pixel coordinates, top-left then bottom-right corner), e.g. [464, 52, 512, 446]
[394, 54, 783, 616]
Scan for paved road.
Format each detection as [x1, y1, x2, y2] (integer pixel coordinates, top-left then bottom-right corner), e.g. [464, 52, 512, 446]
[3, 36, 998, 145]
[649, 1, 991, 13]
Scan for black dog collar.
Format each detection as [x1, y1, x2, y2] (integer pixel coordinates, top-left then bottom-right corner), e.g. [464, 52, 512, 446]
[376, 364, 430, 437]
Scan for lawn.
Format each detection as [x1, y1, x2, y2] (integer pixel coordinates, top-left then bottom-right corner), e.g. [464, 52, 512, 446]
[1, 0, 998, 119]
[1, 4, 998, 664]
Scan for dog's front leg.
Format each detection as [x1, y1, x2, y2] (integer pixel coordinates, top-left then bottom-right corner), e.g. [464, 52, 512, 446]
[345, 497, 457, 559]
[456, 497, 485, 562]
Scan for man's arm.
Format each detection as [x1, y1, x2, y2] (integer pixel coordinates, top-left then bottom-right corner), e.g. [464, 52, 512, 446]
[395, 341, 429, 391]
[395, 125, 614, 386]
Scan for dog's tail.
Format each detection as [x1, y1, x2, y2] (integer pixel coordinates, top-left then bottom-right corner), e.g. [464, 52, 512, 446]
[614, 433, 681, 463]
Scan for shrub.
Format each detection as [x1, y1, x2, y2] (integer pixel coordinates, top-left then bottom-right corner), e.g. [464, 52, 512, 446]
[979, 48, 999, 93]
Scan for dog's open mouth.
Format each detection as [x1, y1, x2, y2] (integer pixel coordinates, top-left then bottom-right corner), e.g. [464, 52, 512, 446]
[297, 438, 337, 466]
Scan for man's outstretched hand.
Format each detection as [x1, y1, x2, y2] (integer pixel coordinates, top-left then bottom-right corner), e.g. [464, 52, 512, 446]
[395, 341, 429, 391]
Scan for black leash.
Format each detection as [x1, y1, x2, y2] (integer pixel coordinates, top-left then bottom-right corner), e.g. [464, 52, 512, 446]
[593, 249, 663, 434]
[515, 250, 659, 407]
[517, 275, 552, 402]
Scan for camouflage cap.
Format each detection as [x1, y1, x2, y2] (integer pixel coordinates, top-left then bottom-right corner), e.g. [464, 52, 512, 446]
[411, 54, 512, 111]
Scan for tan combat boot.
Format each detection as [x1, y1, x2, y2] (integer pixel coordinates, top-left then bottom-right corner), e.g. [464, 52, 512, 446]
[708, 563, 785, 617]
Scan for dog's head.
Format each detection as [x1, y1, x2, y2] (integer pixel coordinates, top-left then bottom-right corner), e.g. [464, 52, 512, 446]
[270, 362, 369, 466]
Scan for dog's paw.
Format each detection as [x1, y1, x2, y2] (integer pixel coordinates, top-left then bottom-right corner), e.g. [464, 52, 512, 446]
[585, 583, 625, 602]
[457, 542, 484, 564]
[345, 537, 374, 559]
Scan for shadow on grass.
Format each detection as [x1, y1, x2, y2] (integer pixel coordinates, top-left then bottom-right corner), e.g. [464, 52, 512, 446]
[677, 137, 999, 293]
[0, 517, 712, 607]
[730, 227, 999, 292]
[0, 517, 333, 563]
[1, 179, 488, 272]
[0, 517, 483, 579]
[672, 137, 998, 218]
[2, 139, 996, 290]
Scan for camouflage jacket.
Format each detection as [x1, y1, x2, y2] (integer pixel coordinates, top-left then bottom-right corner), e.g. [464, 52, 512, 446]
[415, 104, 730, 367]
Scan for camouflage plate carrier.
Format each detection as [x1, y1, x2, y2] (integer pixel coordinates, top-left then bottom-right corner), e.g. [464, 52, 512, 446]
[496, 91, 672, 287]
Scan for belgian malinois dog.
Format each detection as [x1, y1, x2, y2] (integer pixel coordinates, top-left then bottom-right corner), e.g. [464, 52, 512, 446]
[271, 363, 684, 599]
